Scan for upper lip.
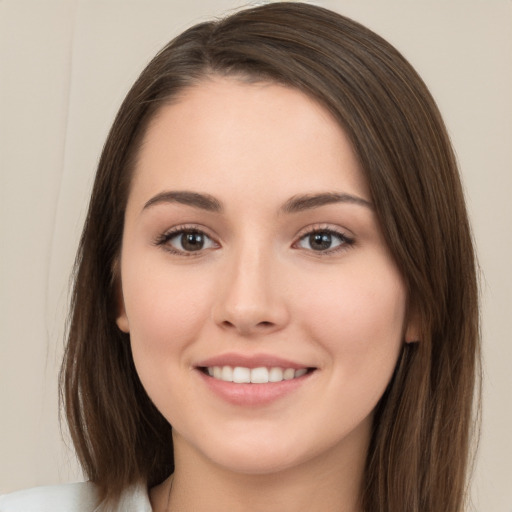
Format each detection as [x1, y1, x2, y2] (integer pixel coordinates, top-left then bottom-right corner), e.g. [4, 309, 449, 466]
[196, 352, 312, 370]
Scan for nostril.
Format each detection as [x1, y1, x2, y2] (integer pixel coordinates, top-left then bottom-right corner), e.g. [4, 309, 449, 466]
[221, 320, 273, 328]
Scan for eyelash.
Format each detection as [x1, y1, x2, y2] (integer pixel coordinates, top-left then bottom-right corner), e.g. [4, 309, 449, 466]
[153, 225, 218, 257]
[293, 225, 355, 255]
[153, 225, 354, 256]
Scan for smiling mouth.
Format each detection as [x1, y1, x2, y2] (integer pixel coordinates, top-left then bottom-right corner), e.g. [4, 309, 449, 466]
[199, 366, 315, 384]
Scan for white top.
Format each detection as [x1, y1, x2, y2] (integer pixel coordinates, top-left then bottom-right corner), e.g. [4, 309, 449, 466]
[0, 482, 152, 512]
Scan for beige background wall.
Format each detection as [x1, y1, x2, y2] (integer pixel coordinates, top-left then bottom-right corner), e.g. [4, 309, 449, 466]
[1, 1, 511, 510]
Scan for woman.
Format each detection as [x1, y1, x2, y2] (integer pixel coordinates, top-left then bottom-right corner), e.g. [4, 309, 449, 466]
[0, 2, 479, 511]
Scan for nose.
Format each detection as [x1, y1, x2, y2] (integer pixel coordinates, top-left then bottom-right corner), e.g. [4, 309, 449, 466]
[212, 245, 289, 337]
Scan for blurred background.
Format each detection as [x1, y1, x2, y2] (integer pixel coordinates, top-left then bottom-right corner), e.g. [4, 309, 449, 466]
[1, 1, 511, 510]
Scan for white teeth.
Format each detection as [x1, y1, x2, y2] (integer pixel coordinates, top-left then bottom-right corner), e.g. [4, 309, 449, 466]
[268, 367, 283, 382]
[283, 368, 295, 380]
[205, 365, 309, 383]
[250, 367, 269, 383]
[221, 366, 233, 381]
[233, 366, 251, 383]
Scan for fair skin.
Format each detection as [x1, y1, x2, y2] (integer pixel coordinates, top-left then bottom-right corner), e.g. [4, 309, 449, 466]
[117, 77, 416, 512]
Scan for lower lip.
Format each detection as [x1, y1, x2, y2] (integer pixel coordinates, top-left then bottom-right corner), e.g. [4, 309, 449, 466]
[196, 369, 313, 406]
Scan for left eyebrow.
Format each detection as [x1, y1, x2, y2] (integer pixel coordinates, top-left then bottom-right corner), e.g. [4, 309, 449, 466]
[281, 192, 373, 213]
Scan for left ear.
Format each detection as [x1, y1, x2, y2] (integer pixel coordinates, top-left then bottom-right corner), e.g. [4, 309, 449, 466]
[404, 307, 420, 344]
[116, 292, 130, 334]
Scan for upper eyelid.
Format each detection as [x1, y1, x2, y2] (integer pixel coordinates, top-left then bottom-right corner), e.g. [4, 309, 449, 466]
[154, 226, 220, 258]
[292, 225, 355, 252]
[294, 223, 353, 240]
[292, 227, 355, 258]
[154, 224, 220, 248]
[154, 223, 354, 248]
[160, 224, 217, 239]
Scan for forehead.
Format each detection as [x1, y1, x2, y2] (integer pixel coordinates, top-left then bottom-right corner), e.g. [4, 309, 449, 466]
[129, 77, 370, 208]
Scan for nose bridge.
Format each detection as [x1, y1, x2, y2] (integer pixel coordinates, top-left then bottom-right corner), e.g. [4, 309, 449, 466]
[213, 235, 287, 335]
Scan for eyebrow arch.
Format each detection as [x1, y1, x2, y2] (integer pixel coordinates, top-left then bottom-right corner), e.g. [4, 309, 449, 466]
[143, 191, 223, 213]
[281, 192, 373, 213]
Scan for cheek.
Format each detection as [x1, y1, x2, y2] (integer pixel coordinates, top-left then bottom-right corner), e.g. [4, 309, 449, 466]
[123, 264, 217, 419]
[299, 261, 406, 367]
[122, 259, 214, 361]
[298, 263, 407, 434]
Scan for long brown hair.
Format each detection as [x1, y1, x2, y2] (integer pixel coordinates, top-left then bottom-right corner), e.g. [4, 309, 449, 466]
[61, 3, 480, 510]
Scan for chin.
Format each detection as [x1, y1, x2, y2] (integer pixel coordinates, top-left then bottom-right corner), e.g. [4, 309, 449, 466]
[210, 445, 304, 476]
[179, 425, 308, 476]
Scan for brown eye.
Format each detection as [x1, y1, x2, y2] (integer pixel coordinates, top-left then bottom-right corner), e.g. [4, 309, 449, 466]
[161, 229, 217, 254]
[296, 229, 351, 252]
[180, 232, 206, 251]
[309, 232, 334, 251]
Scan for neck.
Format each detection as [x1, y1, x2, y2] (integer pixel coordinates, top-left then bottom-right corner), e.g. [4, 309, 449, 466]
[151, 426, 368, 512]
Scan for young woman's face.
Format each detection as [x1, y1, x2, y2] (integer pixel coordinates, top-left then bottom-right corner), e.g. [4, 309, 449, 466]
[117, 78, 413, 476]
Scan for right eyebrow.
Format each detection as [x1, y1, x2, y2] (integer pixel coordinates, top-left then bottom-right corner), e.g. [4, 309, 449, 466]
[142, 191, 223, 213]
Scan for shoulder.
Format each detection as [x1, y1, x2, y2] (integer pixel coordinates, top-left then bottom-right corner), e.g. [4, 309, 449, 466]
[0, 481, 151, 512]
[0, 482, 99, 512]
